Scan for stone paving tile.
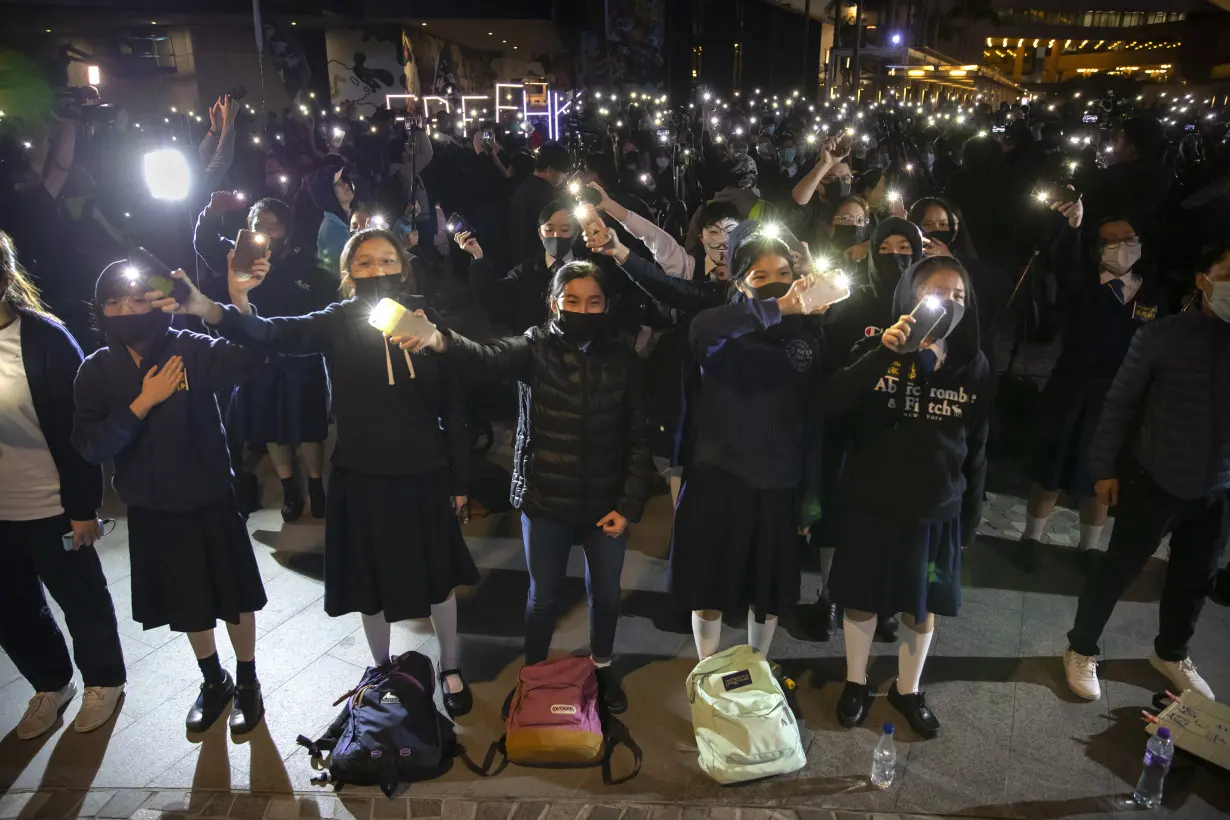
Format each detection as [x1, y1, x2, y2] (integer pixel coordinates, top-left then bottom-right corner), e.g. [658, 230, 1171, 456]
[98, 791, 152, 819]
[409, 799, 443, 819]
[439, 800, 477, 820]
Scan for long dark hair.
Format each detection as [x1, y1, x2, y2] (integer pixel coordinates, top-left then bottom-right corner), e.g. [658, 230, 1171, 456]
[338, 228, 417, 298]
[0, 231, 58, 322]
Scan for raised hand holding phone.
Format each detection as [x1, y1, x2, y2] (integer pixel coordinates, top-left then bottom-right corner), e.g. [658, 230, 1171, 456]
[882, 314, 917, 353]
[387, 309, 446, 353]
[896, 296, 948, 353]
[454, 230, 483, 259]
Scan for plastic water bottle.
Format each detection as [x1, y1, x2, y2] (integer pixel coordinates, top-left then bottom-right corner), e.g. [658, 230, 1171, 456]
[870, 723, 896, 788]
[1132, 727, 1173, 807]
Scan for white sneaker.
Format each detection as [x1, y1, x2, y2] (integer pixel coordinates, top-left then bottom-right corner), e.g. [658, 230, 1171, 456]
[1149, 653, 1215, 700]
[16, 682, 77, 740]
[74, 685, 125, 733]
[1064, 649, 1101, 700]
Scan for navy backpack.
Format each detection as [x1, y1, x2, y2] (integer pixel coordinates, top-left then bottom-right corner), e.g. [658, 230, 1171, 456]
[297, 651, 456, 796]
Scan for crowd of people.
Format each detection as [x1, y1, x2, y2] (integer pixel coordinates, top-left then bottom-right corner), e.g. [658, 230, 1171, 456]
[0, 74, 1228, 763]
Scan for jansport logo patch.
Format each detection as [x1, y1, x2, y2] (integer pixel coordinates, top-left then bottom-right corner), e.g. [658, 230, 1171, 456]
[722, 670, 753, 692]
[550, 704, 578, 715]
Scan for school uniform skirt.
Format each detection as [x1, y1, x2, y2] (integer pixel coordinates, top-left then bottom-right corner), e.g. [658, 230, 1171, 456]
[240, 355, 330, 447]
[1023, 375, 1112, 498]
[323, 466, 480, 622]
[127, 494, 268, 633]
[828, 507, 962, 621]
[669, 466, 802, 617]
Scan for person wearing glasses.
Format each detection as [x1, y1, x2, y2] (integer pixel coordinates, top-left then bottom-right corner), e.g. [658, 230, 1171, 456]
[0, 232, 126, 740]
[1020, 199, 1167, 573]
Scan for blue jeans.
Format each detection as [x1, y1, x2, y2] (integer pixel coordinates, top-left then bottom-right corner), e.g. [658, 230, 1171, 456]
[521, 514, 627, 665]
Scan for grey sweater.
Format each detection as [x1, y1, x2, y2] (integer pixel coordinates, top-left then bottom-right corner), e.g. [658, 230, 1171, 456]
[1088, 308, 1230, 500]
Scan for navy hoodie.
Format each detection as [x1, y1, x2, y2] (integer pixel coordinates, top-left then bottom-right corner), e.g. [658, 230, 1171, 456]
[819, 257, 991, 535]
[72, 329, 266, 513]
[689, 295, 824, 492]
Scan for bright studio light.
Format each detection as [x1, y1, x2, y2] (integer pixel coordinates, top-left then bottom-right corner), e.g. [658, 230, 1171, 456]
[143, 148, 191, 201]
[87, 65, 101, 85]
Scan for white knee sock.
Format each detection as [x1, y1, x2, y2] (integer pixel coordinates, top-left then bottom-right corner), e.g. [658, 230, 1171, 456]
[818, 547, 835, 597]
[429, 593, 460, 672]
[747, 610, 778, 657]
[1023, 514, 1047, 541]
[843, 616, 878, 685]
[691, 612, 722, 659]
[361, 612, 391, 666]
[1078, 523, 1104, 552]
[896, 625, 935, 695]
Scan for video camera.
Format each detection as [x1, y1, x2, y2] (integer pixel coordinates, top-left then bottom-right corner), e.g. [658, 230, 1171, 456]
[57, 86, 118, 123]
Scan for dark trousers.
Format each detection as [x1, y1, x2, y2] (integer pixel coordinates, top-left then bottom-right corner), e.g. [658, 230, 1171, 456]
[1068, 463, 1228, 662]
[0, 516, 126, 691]
[521, 514, 627, 666]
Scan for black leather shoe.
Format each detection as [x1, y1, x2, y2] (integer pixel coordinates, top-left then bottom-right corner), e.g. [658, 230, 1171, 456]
[308, 479, 327, 520]
[888, 681, 940, 739]
[803, 596, 838, 641]
[439, 669, 472, 718]
[875, 615, 899, 643]
[595, 666, 628, 715]
[281, 481, 304, 523]
[229, 682, 265, 736]
[1019, 537, 1042, 572]
[836, 681, 872, 728]
[186, 672, 234, 733]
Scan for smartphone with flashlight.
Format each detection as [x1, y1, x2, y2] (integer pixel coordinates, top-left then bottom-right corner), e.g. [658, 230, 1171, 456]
[127, 246, 193, 304]
[445, 212, 475, 238]
[231, 229, 269, 280]
[798, 272, 853, 313]
[1036, 185, 1080, 206]
[368, 298, 435, 339]
[899, 296, 948, 353]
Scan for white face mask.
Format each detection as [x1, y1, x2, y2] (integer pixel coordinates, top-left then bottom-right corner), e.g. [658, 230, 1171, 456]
[1206, 278, 1230, 323]
[1101, 243, 1141, 276]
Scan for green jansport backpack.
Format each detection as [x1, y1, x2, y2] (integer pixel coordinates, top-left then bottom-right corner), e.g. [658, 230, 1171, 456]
[686, 645, 806, 784]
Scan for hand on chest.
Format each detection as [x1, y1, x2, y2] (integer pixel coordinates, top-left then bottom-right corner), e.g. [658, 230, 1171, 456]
[873, 359, 978, 422]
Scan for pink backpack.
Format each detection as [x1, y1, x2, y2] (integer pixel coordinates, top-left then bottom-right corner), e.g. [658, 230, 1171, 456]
[463, 656, 641, 784]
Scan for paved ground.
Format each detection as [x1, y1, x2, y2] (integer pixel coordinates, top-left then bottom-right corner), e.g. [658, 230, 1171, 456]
[2, 452, 1229, 820]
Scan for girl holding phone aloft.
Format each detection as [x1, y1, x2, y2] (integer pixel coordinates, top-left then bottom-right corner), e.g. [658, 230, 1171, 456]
[819, 255, 990, 740]
[162, 228, 479, 718]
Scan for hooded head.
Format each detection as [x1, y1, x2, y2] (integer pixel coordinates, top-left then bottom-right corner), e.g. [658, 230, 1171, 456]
[722, 153, 759, 191]
[867, 217, 924, 297]
[890, 255, 981, 366]
[93, 259, 174, 354]
[307, 165, 354, 221]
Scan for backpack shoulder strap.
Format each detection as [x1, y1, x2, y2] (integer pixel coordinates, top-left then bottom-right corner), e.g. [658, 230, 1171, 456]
[459, 736, 508, 778]
[601, 716, 643, 786]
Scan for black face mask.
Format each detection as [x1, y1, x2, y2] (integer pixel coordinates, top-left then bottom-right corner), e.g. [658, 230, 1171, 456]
[925, 229, 955, 247]
[746, 281, 791, 301]
[928, 298, 966, 341]
[542, 236, 572, 260]
[623, 153, 640, 167]
[831, 224, 867, 251]
[98, 311, 172, 353]
[554, 310, 608, 345]
[872, 252, 913, 288]
[824, 180, 852, 201]
[351, 274, 404, 302]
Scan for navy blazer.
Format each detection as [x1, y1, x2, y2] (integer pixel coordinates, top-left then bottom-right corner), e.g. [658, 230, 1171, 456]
[17, 310, 103, 521]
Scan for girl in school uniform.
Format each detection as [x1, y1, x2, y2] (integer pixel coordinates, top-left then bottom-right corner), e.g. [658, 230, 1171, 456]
[168, 228, 479, 718]
[669, 230, 827, 660]
[820, 255, 991, 739]
[72, 259, 269, 736]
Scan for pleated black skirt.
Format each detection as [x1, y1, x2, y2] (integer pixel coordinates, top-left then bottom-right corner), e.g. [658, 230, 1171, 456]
[127, 494, 268, 632]
[828, 507, 962, 621]
[240, 355, 330, 447]
[323, 467, 480, 621]
[669, 466, 803, 617]
[1023, 375, 1111, 498]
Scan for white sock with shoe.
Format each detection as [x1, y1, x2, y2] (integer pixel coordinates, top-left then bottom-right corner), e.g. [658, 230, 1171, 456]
[691, 612, 722, 659]
[843, 616, 878, 685]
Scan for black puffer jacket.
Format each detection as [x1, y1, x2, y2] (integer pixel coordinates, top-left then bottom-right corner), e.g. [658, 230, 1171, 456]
[446, 323, 653, 526]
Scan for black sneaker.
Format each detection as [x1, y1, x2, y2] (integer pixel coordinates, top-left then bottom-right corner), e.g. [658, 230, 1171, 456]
[186, 671, 235, 733]
[836, 681, 872, 728]
[875, 615, 899, 643]
[281, 482, 304, 523]
[595, 665, 627, 715]
[228, 682, 264, 736]
[308, 478, 327, 520]
[887, 681, 940, 739]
